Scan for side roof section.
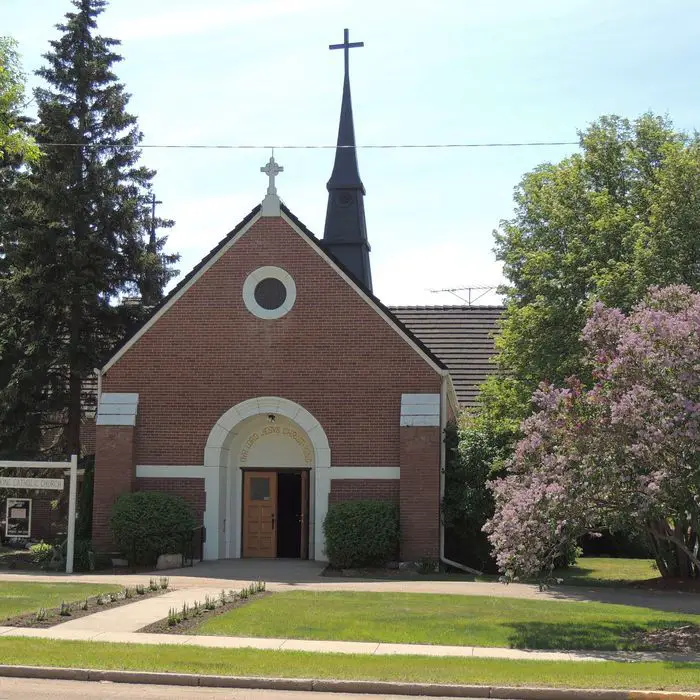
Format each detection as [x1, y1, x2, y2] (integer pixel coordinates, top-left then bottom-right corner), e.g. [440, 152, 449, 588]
[101, 204, 448, 377]
[391, 305, 504, 406]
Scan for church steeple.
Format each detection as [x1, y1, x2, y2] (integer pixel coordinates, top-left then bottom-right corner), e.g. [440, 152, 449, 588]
[323, 29, 372, 291]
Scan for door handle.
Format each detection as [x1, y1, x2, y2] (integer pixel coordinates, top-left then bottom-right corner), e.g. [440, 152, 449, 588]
[271, 513, 275, 529]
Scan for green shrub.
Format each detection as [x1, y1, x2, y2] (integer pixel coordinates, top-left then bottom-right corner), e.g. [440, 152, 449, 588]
[323, 500, 399, 568]
[58, 538, 96, 572]
[110, 492, 195, 565]
[29, 542, 53, 567]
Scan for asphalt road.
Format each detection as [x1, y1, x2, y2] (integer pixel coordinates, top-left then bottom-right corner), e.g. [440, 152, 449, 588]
[0, 677, 502, 700]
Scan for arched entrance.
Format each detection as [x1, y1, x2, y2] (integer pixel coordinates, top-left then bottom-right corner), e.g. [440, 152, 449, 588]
[203, 397, 330, 561]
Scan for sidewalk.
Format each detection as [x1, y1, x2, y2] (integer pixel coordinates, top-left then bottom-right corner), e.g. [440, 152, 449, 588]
[2, 623, 698, 664]
[1, 586, 699, 664]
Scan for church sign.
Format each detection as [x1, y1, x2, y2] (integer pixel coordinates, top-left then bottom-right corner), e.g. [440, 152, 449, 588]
[5, 498, 32, 538]
[239, 425, 313, 466]
[0, 476, 64, 490]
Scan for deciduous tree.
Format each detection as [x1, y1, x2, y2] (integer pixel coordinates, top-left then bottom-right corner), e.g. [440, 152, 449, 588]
[485, 286, 700, 580]
[483, 114, 700, 435]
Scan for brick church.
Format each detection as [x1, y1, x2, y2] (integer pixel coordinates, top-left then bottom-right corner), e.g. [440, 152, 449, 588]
[92, 31, 501, 563]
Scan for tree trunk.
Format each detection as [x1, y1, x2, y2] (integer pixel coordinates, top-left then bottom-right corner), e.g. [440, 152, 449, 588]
[648, 518, 699, 579]
[65, 295, 82, 457]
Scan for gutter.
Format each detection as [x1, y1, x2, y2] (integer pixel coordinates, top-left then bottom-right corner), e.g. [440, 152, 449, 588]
[94, 367, 102, 415]
[439, 370, 483, 576]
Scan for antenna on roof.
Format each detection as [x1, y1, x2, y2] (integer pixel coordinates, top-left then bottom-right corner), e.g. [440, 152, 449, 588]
[428, 285, 499, 306]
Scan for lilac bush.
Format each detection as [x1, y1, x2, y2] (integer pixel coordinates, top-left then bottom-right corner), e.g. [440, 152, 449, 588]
[485, 286, 700, 580]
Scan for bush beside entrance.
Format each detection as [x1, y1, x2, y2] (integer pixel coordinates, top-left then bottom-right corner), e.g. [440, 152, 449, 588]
[110, 492, 195, 566]
[323, 500, 399, 568]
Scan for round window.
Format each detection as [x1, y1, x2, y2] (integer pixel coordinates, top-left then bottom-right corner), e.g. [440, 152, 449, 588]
[242, 266, 296, 319]
[254, 277, 287, 310]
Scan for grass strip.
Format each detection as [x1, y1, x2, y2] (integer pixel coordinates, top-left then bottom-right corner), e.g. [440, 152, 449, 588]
[194, 590, 700, 651]
[0, 582, 122, 620]
[550, 558, 659, 586]
[0, 637, 698, 690]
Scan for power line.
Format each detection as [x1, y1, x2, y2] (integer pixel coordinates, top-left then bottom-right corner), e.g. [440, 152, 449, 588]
[35, 140, 579, 150]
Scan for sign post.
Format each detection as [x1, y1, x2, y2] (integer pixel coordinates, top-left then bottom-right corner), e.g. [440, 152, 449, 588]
[0, 456, 79, 574]
[66, 454, 78, 574]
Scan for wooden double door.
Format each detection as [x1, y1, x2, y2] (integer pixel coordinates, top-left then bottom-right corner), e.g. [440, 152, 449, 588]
[242, 470, 309, 559]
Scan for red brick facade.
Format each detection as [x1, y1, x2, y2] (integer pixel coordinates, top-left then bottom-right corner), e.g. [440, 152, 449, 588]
[329, 479, 400, 506]
[93, 425, 136, 549]
[399, 426, 441, 560]
[93, 211, 445, 561]
[136, 477, 206, 526]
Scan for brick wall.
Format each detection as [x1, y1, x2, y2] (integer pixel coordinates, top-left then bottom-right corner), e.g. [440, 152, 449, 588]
[328, 479, 400, 505]
[399, 426, 441, 560]
[92, 425, 135, 550]
[135, 477, 205, 526]
[101, 216, 441, 467]
[1, 494, 64, 542]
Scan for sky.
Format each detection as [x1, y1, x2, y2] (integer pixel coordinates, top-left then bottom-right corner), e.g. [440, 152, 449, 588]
[4, 0, 700, 306]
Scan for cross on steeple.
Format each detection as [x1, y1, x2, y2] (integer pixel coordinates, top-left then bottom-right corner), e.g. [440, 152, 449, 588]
[261, 154, 283, 195]
[329, 28, 364, 75]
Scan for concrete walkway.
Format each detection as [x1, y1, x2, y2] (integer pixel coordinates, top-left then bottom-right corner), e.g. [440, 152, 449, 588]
[1, 585, 699, 665]
[1, 558, 699, 615]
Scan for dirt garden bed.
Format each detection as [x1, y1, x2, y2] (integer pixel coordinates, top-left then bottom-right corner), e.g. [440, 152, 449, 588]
[3, 578, 171, 629]
[140, 582, 268, 635]
[630, 625, 700, 652]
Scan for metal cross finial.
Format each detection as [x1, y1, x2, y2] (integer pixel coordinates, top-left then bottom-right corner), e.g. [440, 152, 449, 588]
[329, 28, 364, 74]
[261, 154, 283, 196]
[148, 192, 162, 251]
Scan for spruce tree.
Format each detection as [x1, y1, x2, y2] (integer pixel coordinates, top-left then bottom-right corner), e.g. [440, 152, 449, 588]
[0, 38, 45, 457]
[0, 0, 178, 457]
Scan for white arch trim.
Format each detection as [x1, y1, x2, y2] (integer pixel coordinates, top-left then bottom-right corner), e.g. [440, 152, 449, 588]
[202, 396, 331, 561]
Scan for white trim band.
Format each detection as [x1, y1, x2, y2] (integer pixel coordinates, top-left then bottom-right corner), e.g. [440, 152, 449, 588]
[400, 393, 440, 427]
[136, 466, 213, 479]
[97, 392, 139, 426]
[330, 467, 400, 479]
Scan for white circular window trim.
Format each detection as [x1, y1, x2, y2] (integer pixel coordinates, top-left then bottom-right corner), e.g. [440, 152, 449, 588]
[243, 265, 297, 319]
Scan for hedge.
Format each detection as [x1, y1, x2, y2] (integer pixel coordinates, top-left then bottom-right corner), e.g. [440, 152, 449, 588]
[323, 500, 399, 568]
[110, 491, 195, 565]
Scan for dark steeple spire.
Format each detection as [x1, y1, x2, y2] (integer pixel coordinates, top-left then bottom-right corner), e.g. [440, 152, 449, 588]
[323, 29, 372, 291]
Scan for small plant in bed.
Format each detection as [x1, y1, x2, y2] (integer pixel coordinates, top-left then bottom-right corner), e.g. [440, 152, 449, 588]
[1, 579, 171, 629]
[141, 582, 268, 635]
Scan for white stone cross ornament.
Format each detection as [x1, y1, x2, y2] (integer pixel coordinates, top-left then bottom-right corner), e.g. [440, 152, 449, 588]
[261, 154, 283, 217]
[261, 155, 283, 195]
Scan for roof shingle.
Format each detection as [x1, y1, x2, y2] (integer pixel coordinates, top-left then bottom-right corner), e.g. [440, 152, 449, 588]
[389, 305, 504, 406]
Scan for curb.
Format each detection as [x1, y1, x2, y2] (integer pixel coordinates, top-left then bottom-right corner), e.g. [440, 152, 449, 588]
[0, 665, 699, 699]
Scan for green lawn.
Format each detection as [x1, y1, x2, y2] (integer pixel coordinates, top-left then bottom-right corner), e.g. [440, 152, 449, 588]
[344, 557, 660, 588]
[550, 557, 659, 586]
[195, 591, 699, 651]
[0, 638, 698, 690]
[0, 581, 122, 620]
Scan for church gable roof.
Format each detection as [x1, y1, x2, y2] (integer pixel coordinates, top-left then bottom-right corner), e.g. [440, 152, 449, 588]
[101, 204, 447, 376]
